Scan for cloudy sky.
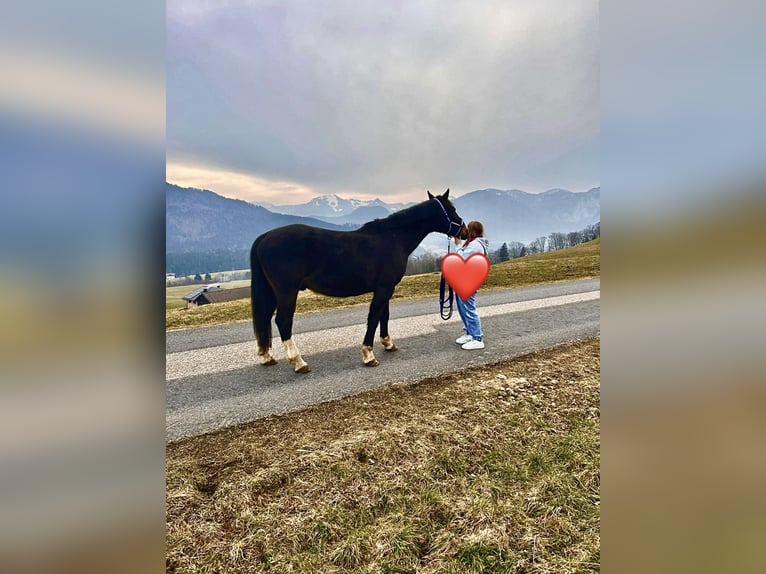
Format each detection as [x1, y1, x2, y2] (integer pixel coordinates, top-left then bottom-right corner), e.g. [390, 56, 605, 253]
[167, 0, 599, 204]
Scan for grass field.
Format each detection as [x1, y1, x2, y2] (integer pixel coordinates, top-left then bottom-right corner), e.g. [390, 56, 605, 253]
[166, 338, 600, 573]
[166, 239, 599, 330]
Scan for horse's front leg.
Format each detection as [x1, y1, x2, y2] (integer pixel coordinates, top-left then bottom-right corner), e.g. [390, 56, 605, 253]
[361, 287, 393, 367]
[379, 299, 398, 352]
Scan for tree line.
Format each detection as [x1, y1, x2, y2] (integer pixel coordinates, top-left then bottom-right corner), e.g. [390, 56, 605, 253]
[405, 221, 600, 275]
[166, 248, 250, 279]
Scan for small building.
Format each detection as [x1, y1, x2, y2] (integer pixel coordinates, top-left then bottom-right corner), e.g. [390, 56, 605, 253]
[182, 285, 250, 308]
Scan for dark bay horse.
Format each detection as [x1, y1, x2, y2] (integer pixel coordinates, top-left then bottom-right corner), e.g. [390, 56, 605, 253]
[250, 189, 465, 372]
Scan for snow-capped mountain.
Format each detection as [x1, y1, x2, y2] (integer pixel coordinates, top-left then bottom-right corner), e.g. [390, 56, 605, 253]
[264, 194, 415, 219]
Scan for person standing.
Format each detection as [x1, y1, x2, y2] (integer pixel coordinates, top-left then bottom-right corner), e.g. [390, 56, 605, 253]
[453, 221, 489, 350]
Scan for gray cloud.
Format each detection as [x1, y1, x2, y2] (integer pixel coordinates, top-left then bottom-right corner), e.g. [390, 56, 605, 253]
[167, 0, 599, 199]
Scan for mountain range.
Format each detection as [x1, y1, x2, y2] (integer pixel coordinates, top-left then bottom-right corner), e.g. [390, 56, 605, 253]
[258, 187, 600, 250]
[166, 183, 600, 257]
[451, 187, 600, 245]
[256, 194, 414, 220]
[166, 183, 354, 253]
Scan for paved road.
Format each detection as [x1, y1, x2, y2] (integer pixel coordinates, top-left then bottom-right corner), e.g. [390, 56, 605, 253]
[166, 278, 600, 442]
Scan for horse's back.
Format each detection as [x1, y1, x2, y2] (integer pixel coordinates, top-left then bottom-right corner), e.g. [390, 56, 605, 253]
[253, 224, 403, 297]
[256, 224, 348, 259]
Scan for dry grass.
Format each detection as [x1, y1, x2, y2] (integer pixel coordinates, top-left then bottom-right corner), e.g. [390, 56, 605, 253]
[166, 338, 600, 573]
[166, 239, 600, 330]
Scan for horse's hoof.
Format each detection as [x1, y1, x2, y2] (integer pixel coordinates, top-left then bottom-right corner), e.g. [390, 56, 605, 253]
[295, 364, 311, 374]
[261, 358, 277, 366]
[384, 344, 398, 352]
[364, 358, 380, 367]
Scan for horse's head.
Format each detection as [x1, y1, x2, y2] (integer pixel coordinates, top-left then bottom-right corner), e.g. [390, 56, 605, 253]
[427, 189, 466, 238]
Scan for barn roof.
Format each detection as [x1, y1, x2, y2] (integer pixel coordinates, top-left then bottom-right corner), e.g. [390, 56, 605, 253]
[182, 284, 222, 302]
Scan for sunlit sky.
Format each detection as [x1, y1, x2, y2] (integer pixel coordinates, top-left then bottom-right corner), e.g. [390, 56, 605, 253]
[167, 0, 599, 205]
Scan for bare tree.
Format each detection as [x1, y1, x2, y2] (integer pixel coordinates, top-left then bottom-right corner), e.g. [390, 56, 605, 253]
[548, 232, 567, 251]
[583, 222, 600, 241]
[405, 252, 441, 275]
[567, 231, 583, 247]
[505, 242, 523, 258]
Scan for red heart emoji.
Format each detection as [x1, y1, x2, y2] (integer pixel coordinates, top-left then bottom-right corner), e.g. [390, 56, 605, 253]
[440, 253, 491, 301]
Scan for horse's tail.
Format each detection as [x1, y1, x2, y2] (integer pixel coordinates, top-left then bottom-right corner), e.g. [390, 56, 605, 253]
[250, 234, 276, 351]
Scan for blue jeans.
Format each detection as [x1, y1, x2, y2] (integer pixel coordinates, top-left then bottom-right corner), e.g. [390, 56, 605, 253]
[456, 292, 483, 340]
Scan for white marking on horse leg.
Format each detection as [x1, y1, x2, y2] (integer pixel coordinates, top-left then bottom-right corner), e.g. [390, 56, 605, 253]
[284, 338, 310, 373]
[362, 345, 379, 367]
[380, 335, 398, 352]
[257, 346, 277, 366]
[284, 338, 299, 361]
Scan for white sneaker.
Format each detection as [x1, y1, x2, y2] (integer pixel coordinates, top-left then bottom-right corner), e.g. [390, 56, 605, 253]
[462, 339, 485, 350]
[455, 334, 473, 345]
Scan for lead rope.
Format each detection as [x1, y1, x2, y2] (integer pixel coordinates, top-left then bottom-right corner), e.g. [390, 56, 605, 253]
[439, 237, 454, 320]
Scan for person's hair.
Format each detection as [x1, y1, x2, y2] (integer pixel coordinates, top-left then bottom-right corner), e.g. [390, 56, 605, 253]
[464, 221, 484, 245]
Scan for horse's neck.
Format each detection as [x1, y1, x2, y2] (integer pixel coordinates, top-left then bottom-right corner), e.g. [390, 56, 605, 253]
[386, 221, 439, 256]
[361, 201, 441, 254]
[397, 203, 443, 254]
[401, 228, 434, 254]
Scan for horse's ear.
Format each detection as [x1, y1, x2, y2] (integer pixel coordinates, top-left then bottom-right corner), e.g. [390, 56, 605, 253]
[443, 188, 450, 199]
[427, 190, 434, 200]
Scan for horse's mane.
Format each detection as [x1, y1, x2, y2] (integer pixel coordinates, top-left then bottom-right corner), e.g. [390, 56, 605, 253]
[356, 200, 434, 234]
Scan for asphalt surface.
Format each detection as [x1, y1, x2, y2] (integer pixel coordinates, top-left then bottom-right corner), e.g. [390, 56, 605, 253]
[166, 278, 600, 442]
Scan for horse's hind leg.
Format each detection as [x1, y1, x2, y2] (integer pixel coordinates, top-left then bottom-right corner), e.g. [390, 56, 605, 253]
[379, 300, 398, 352]
[275, 291, 310, 373]
[362, 287, 394, 366]
[258, 348, 277, 366]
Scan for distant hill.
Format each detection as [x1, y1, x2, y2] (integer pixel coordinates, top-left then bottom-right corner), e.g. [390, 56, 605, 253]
[452, 186, 600, 244]
[409, 187, 600, 254]
[166, 183, 354, 253]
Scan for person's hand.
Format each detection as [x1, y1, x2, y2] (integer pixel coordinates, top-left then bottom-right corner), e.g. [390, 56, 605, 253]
[454, 236, 462, 245]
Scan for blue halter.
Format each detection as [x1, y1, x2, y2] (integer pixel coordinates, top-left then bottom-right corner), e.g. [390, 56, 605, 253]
[432, 197, 464, 238]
